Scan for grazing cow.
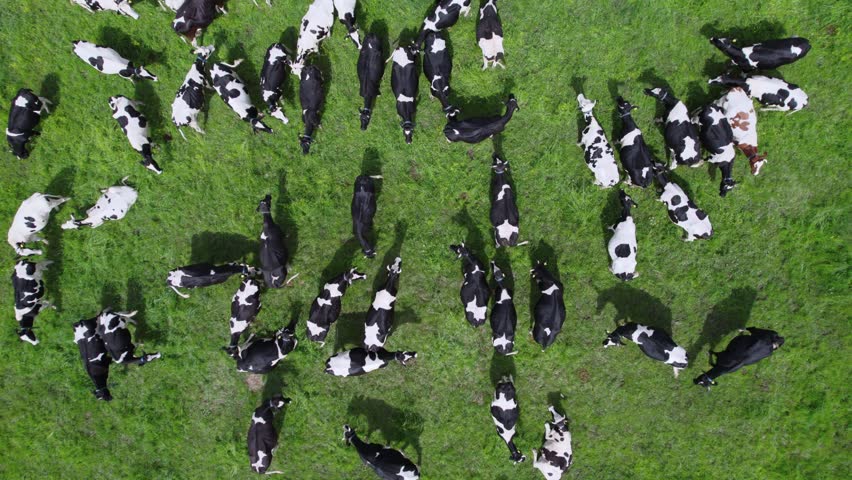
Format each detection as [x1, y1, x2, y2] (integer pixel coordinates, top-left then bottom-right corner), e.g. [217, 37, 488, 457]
[7, 193, 68, 256]
[173, 0, 225, 46]
[713, 87, 766, 175]
[108, 96, 162, 174]
[417, 0, 473, 46]
[299, 65, 324, 154]
[6, 88, 51, 159]
[607, 190, 638, 281]
[490, 261, 517, 356]
[491, 375, 525, 463]
[257, 194, 290, 288]
[343, 425, 421, 479]
[95, 308, 162, 365]
[72, 41, 157, 81]
[211, 60, 273, 133]
[576, 94, 619, 188]
[531, 262, 565, 350]
[477, 0, 504, 69]
[166, 262, 253, 298]
[532, 406, 573, 480]
[325, 348, 417, 377]
[709, 74, 808, 113]
[603, 322, 688, 377]
[352, 175, 379, 257]
[226, 276, 262, 354]
[307, 268, 366, 344]
[449, 243, 489, 327]
[644, 87, 702, 168]
[615, 97, 653, 188]
[444, 94, 518, 143]
[693, 105, 737, 196]
[333, 0, 360, 47]
[232, 325, 298, 373]
[72, 0, 139, 18]
[73, 318, 112, 400]
[391, 45, 419, 144]
[172, 45, 214, 137]
[653, 165, 713, 241]
[490, 155, 520, 248]
[247, 395, 290, 474]
[710, 37, 811, 71]
[12, 260, 52, 345]
[364, 257, 402, 352]
[694, 327, 785, 389]
[61, 177, 137, 229]
[291, 0, 335, 77]
[423, 31, 459, 119]
[357, 33, 384, 130]
[260, 43, 290, 125]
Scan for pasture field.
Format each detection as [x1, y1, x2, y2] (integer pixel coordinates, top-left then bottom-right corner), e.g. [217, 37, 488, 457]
[0, 0, 849, 478]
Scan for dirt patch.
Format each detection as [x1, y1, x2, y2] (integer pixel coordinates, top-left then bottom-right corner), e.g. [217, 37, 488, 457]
[577, 368, 591, 383]
[244, 374, 265, 392]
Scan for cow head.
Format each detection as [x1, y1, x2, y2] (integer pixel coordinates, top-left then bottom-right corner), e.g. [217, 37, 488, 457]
[618, 189, 638, 209]
[530, 261, 556, 287]
[344, 268, 367, 284]
[193, 44, 215, 61]
[492, 154, 508, 174]
[394, 351, 417, 365]
[289, 57, 305, 77]
[616, 97, 637, 117]
[709, 37, 740, 56]
[576, 93, 596, 114]
[8, 133, 34, 159]
[708, 74, 746, 89]
[359, 107, 372, 130]
[343, 424, 357, 444]
[257, 194, 273, 214]
[490, 261, 505, 284]
[643, 87, 676, 106]
[133, 65, 158, 82]
[602, 330, 624, 347]
[693, 373, 716, 389]
[94, 387, 113, 401]
[250, 118, 273, 134]
[108, 96, 122, 113]
[299, 134, 313, 154]
[769, 333, 786, 350]
[401, 121, 414, 144]
[449, 243, 469, 259]
[268, 394, 291, 410]
[720, 178, 736, 197]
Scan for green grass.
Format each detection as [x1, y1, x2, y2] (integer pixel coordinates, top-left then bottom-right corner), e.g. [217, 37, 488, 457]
[0, 0, 850, 478]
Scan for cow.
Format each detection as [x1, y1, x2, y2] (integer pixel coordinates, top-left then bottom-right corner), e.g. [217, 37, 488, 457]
[357, 33, 384, 130]
[72, 318, 112, 400]
[306, 268, 366, 345]
[449, 244, 489, 327]
[710, 37, 811, 71]
[607, 190, 638, 281]
[615, 97, 653, 188]
[693, 104, 737, 196]
[61, 177, 137, 229]
[603, 322, 688, 377]
[325, 347, 416, 377]
[108, 96, 162, 174]
[12, 260, 52, 345]
[477, 0, 504, 69]
[291, 0, 335, 77]
[95, 308, 162, 365]
[260, 43, 290, 125]
[417, 0, 473, 46]
[490, 155, 520, 248]
[333, 0, 360, 47]
[423, 31, 459, 119]
[491, 375, 525, 463]
[232, 325, 298, 374]
[531, 262, 565, 350]
[490, 261, 517, 356]
[532, 406, 573, 480]
[166, 262, 254, 298]
[72, 41, 157, 81]
[171, 45, 215, 137]
[258, 194, 291, 288]
[158, 0, 185, 10]
[644, 87, 702, 168]
[343, 425, 421, 479]
[299, 65, 324, 154]
[172, 0, 226, 46]
[444, 94, 518, 143]
[352, 175, 380, 257]
[7, 193, 69, 256]
[391, 45, 419, 144]
[709, 74, 808, 113]
[364, 257, 402, 352]
[576, 94, 619, 188]
[71, 0, 139, 19]
[6, 88, 51, 159]
[694, 327, 785, 389]
[713, 87, 766, 175]
[226, 276, 262, 355]
[247, 395, 290, 475]
[211, 60, 273, 133]
[653, 164, 712, 241]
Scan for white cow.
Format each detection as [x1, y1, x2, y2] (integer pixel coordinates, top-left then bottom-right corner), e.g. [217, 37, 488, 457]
[62, 177, 137, 230]
[291, 0, 335, 76]
[71, 0, 139, 19]
[576, 94, 619, 187]
[8, 193, 69, 256]
[72, 41, 157, 81]
[532, 406, 574, 480]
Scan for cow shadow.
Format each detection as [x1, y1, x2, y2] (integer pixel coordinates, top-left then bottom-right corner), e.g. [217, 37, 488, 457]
[319, 239, 361, 292]
[455, 78, 516, 119]
[547, 391, 565, 415]
[570, 75, 587, 140]
[369, 20, 390, 66]
[128, 277, 164, 345]
[690, 287, 757, 357]
[685, 79, 715, 113]
[100, 27, 163, 65]
[393, 307, 422, 332]
[276, 26, 299, 105]
[596, 284, 672, 334]
[333, 312, 364, 352]
[347, 395, 424, 464]
[373, 221, 407, 292]
[134, 81, 169, 152]
[361, 147, 383, 201]
[607, 78, 626, 141]
[275, 170, 299, 259]
[190, 231, 256, 264]
[528, 240, 560, 331]
[638, 68, 673, 141]
[225, 42, 262, 107]
[599, 187, 623, 252]
[40, 73, 61, 110]
[699, 20, 787, 46]
[100, 283, 122, 308]
[263, 302, 302, 412]
[452, 205, 487, 257]
[43, 167, 76, 309]
[489, 350, 516, 386]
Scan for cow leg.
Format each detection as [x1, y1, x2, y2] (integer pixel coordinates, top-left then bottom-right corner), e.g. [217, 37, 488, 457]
[170, 285, 190, 298]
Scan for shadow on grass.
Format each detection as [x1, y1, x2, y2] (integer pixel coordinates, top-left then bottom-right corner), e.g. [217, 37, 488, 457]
[347, 395, 424, 463]
[489, 350, 516, 386]
[275, 170, 299, 259]
[596, 284, 672, 334]
[190, 231, 256, 264]
[43, 167, 76, 310]
[452, 205, 487, 256]
[690, 287, 757, 357]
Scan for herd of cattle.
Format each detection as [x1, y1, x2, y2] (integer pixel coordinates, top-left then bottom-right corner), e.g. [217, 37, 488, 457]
[4, 0, 806, 477]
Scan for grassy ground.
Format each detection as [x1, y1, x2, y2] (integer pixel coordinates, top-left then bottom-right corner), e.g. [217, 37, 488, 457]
[0, 0, 849, 478]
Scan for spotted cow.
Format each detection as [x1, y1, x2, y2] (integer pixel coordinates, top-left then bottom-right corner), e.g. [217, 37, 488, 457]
[364, 258, 401, 352]
[211, 60, 273, 133]
[423, 31, 459, 119]
[693, 104, 737, 196]
[417, 0, 472, 46]
[299, 64, 324, 154]
[603, 322, 688, 377]
[72, 41, 157, 81]
[257, 194, 290, 288]
[653, 164, 712, 241]
[576, 94, 619, 188]
[61, 177, 137, 229]
[247, 395, 290, 474]
[95, 308, 162, 365]
[7, 192, 68, 256]
[72, 0, 139, 18]
[449, 244, 489, 327]
[444, 94, 518, 143]
[607, 190, 638, 281]
[325, 348, 417, 377]
[490, 261, 517, 356]
[710, 74, 808, 113]
[531, 262, 565, 350]
[171, 45, 214, 137]
[109, 96, 162, 174]
[6, 88, 51, 159]
[710, 37, 811, 71]
[357, 33, 384, 130]
[343, 425, 421, 480]
[644, 87, 701, 167]
[477, 0, 504, 69]
[226, 276, 262, 354]
[260, 43, 290, 125]
[713, 87, 766, 175]
[232, 325, 298, 374]
[333, 0, 360, 47]
[391, 45, 419, 144]
[694, 327, 785, 389]
[491, 375, 525, 463]
[532, 406, 573, 480]
[490, 155, 520, 247]
[166, 262, 254, 298]
[12, 260, 52, 345]
[291, 0, 335, 77]
[72, 318, 112, 400]
[172, 0, 226, 46]
[306, 268, 366, 344]
[615, 97, 653, 188]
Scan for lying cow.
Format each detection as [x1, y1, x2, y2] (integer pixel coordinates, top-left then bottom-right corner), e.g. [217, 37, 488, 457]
[477, 0, 505, 69]
[653, 164, 712, 241]
[532, 406, 573, 480]
[173, 0, 226, 46]
[299, 65, 324, 154]
[607, 190, 638, 281]
[109, 96, 162, 174]
[694, 327, 785, 389]
[343, 425, 421, 480]
[325, 348, 416, 377]
[307, 268, 366, 344]
[95, 308, 162, 365]
[72, 0, 140, 19]
[357, 33, 384, 130]
[73, 318, 112, 400]
[423, 31, 459, 119]
[247, 395, 290, 474]
[444, 94, 518, 143]
[352, 175, 379, 257]
[417, 0, 472, 46]
[710, 37, 811, 71]
[61, 177, 137, 229]
[449, 243, 489, 327]
[12, 260, 52, 345]
[709, 74, 808, 113]
[258, 194, 290, 288]
[211, 60, 273, 133]
[644, 87, 701, 167]
[364, 257, 402, 352]
[226, 276, 262, 354]
[491, 375, 525, 463]
[6, 88, 51, 159]
[713, 87, 766, 175]
[490, 261, 517, 356]
[166, 262, 254, 298]
[391, 45, 419, 144]
[172, 45, 215, 137]
[232, 325, 298, 373]
[576, 94, 619, 188]
[615, 97, 653, 188]
[531, 262, 565, 350]
[693, 104, 737, 196]
[333, 0, 360, 47]
[72, 41, 157, 81]
[490, 155, 520, 247]
[291, 0, 335, 77]
[260, 43, 290, 125]
[603, 322, 688, 377]
[7, 192, 68, 256]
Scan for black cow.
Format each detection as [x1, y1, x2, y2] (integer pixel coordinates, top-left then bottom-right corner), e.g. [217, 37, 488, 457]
[7, 89, 50, 159]
[172, 0, 225, 46]
[171, 45, 214, 137]
[531, 262, 565, 350]
[95, 309, 162, 366]
[226, 276, 262, 354]
[615, 97, 653, 188]
[364, 257, 402, 352]
[307, 268, 366, 344]
[299, 65, 324, 154]
[476, 0, 505, 69]
[694, 327, 785, 389]
[325, 347, 417, 377]
[357, 33, 384, 130]
[423, 31, 458, 119]
[644, 87, 701, 167]
[491, 375, 525, 463]
[490, 155, 520, 247]
[710, 37, 811, 71]
[166, 262, 254, 298]
[417, 0, 472, 46]
[352, 175, 379, 257]
[232, 325, 298, 374]
[603, 322, 688, 377]
[444, 94, 518, 143]
[693, 104, 737, 196]
[343, 425, 421, 479]
[391, 45, 419, 144]
[12, 260, 52, 345]
[72, 318, 112, 401]
[260, 43, 290, 124]
[449, 244, 489, 327]
[258, 194, 290, 289]
[490, 261, 516, 356]
[247, 395, 290, 474]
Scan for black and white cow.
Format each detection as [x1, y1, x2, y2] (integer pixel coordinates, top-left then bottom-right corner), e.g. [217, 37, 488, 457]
[325, 347, 416, 377]
[72, 0, 140, 19]
[307, 268, 366, 344]
[109, 96, 163, 174]
[299, 65, 324, 154]
[260, 43, 290, 125]
[644, 87, 701, 168]
[357, 33, 384, 130]
[709, 74, 808, 113]
[61, 177, 137, 229]
[444, 94, 518, 143]
[576, 94, 619, 188]
[158, 0, 184, 10]
[477, 0, 504, 69]
[7, 88, 51, 159]
[352, 175, 379, 257]
[95, 308, 162, 365]
[532, 406, 573, 480]
[694, 327, 785, 389]
[247, 395, 290, 475]
[258, 194, 291, 288]
[710, 37, 811, 71]
[449, 243, 489, 327]
[391, 45, 419, 144]
[490, 155, 520, 248]
[364, 257, 401, 352]
[490, 261, 517, 356]
[713, 87, 766, 175]
[7, 192, 68, 256]
[491, 375, 525, 463]
[343, 425, 421, 480]
[291, 0, 335, 77]
[531, 262, 565, 350]
[173, 0, 226, 46]
[417, 0, 472, 46]
[232, 325, 298, 374]
[615, 97, 653, 188]
[423, 31, 459, 119]
[171, 45, 214, 137]
[603, 322, 688, 377]
[72, 41, 157, 81]
[12, 260, 52, 345]
[333, 0, 360, 47]
[226, 276, 262, 354]
[693, 105, 737, 196]
[73, 318, 113, 401]
[211, 60, 273, 133]
[607, 190, 638, 281]
[166, 262, 254, 298]
[653, 165, 712, 241]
